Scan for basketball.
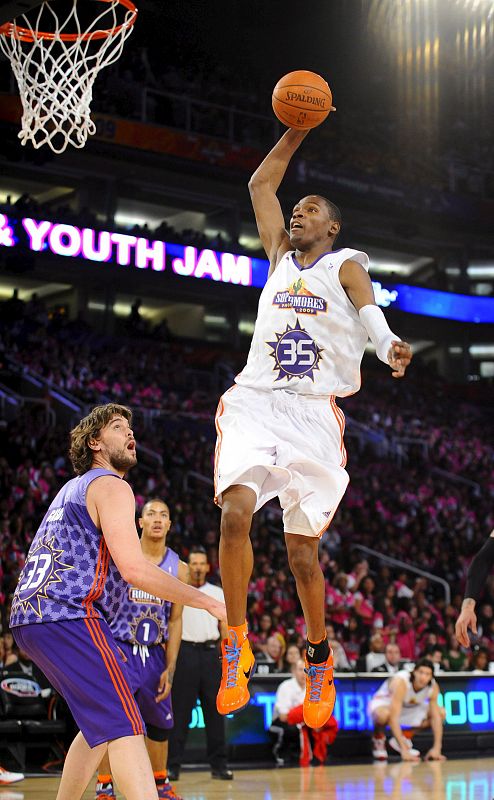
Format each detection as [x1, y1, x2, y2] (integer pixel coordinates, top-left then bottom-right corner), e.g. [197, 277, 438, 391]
[272, 70, 332, 130]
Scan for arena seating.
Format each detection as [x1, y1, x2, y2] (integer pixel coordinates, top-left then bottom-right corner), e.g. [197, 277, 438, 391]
[1, 305, 493, 677]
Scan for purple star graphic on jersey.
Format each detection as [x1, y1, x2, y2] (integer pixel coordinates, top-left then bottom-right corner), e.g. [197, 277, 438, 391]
[267, 319, 323, 381]
[14, 537, 73, 619]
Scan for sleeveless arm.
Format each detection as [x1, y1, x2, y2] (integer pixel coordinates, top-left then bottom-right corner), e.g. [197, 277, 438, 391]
[340, 259, 413, 377]
[88, 477, 226, 620]
[456, 532, 494, 646]
[425, 684, 445, 760]
[464, 532, 494, 602]
[248, 129, 309, 274]
[388, 678, 410, 752]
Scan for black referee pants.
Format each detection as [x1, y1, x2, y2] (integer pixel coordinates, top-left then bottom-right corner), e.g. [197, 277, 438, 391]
[168, 640, 227, 772]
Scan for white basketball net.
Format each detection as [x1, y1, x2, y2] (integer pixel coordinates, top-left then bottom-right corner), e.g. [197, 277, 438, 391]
[0, 0, 137, 154]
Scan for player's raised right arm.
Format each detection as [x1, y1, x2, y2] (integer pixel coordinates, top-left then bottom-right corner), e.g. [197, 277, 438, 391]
[248, 129, 309, 272]
[87, 477, 226, 621]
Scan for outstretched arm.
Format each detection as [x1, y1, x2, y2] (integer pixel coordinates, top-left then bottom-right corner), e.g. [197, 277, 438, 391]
[87, 477, 226, 621]
[456, 532, 494, 647]
[248, 129, 309, 273]
[424, 686, 447, 761]
[340, 259, 412, 378]
[388, 679, 420, 762]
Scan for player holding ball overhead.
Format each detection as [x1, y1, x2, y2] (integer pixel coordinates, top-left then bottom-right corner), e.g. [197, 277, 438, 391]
[215, 71, 412, 729]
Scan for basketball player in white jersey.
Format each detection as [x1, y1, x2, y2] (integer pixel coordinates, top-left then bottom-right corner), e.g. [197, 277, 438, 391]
[369, 658, 446, 761]
[214, 128, 412, 729]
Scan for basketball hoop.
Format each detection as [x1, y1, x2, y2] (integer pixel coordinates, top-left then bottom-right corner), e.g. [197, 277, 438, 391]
[0, 0, 138, 153]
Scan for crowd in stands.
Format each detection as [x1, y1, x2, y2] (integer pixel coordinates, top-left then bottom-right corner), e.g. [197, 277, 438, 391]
[1, 303, 493, 678]
[84, 42, 494, 202]
[2, 30, 493, 205]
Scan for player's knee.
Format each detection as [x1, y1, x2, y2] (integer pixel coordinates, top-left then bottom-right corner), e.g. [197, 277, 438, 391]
[221, 505, 252, 541]
[286, 541, 318, 582]
[372, 708, 389, 726]
[146, 723, 169, 742]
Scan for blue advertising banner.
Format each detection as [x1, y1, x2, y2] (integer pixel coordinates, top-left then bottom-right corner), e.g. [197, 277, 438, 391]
[184, 674, 494, 752]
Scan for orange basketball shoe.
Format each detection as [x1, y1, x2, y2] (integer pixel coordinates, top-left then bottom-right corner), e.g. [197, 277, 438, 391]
[216, 630, 255, 715]
[303, 647, 336, 729]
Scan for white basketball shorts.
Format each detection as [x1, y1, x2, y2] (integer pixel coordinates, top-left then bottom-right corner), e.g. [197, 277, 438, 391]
[368, 697, 429, 728]
[214, 384, 349, 537]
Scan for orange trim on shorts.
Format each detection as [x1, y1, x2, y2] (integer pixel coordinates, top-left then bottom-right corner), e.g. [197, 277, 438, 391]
[84, 617, 143, 736]
[314, 397, 347, 539]
[213, 385, 236, 504]
[82, 537, 108, 617]
[329, 395, 347, 468]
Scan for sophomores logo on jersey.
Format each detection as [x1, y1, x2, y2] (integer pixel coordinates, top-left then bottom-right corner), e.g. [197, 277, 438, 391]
[14, 537, 73, 618]
[272, 278, 327, 315]
[267, 320, 323, 382]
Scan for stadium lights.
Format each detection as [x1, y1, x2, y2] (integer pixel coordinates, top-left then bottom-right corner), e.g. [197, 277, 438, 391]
[455, 0, 494, 11]
[369, 256, 433, 278]
[467, 264, 494, 278]
[469, 344, 494, 357]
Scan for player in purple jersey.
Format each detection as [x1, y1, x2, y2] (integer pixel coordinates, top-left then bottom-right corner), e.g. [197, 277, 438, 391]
[95, 498, 188, 800]
[9, 403, 226, 800]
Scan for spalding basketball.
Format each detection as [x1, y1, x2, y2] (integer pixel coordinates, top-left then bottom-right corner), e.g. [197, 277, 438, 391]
[272, 70, 332, 130]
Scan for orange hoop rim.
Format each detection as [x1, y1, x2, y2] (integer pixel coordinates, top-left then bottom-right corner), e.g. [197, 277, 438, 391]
[0, 0, 137, 42]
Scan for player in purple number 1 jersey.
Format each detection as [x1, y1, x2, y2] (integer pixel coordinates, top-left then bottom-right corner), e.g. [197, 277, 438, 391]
[95, 498, 188, 800]
[9, 404, 226, 800]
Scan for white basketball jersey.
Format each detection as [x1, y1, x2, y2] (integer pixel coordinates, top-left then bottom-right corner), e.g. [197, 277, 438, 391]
[236, 248, 370, 397]
[373, 669, 435, 709]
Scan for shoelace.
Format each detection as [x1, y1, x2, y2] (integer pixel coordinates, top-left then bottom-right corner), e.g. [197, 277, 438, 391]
[305, 662, 332, 702]
[224, 631, 242, 688]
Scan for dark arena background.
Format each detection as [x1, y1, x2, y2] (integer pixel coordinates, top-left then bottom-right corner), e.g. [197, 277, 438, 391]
[0, 0, 493, 798]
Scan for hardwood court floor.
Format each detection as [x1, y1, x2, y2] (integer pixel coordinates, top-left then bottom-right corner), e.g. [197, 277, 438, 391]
[7, 757, 494, 799]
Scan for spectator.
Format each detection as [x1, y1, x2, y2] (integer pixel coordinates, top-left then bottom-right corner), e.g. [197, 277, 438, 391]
[353, 577, 377, 627]
[394, 603, 417, 661]
[257, 635, 285, 674]
[251, 613, 275, 655]
[326, 572, 354, 629]
[269, 660, 338, 767]
[3, 632, 19, 668]
[341, 614, 364, 668]
[283, 643, 302, 673]
[470, 647, 490, 673]
[372, 643, 404, 675]
[360, 632, 386, 672]
[445, 635, 468, 672]
[424, 645, 448, 674]
[329, 639, 352, 672]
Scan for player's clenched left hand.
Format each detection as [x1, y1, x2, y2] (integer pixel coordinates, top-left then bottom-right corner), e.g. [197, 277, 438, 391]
[387, 340, 412, 378]
[156, 668, 172, 702]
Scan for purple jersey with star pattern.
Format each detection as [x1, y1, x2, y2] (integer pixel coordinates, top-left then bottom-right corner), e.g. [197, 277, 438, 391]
[109, 548, 179, 646]
[10, 468, 126, 628]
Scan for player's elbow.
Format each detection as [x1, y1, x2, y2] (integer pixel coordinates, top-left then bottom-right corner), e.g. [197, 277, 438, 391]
[248, 174, 269, 194]
[118, 559, 143, 585]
